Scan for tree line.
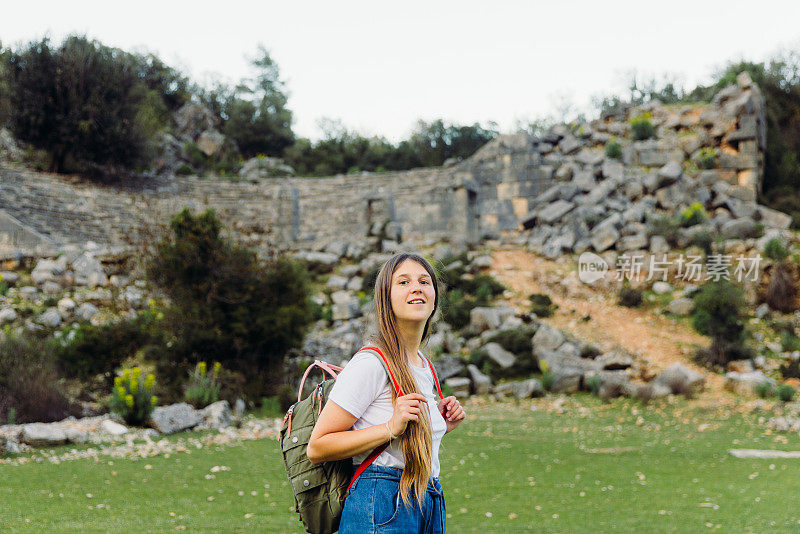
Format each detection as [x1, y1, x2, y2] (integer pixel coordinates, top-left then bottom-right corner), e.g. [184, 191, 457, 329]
[0, 35, 497, 180]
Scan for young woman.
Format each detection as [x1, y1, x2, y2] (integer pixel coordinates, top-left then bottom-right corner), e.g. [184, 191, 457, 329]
[307, 252, 466, 533]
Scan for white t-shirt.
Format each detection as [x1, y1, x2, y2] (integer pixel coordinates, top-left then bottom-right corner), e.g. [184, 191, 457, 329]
[328, 349, 448, 477]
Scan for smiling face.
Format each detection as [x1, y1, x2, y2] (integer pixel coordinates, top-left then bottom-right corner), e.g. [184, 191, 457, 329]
[389, 259, 437, 325]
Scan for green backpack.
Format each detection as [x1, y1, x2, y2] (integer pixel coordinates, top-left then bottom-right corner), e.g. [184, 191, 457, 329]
[279, 345, 443, 534]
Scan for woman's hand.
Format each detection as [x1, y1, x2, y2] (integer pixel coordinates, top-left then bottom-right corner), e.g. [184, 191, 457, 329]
[438, 396, 465, 434]
[388, 393, 428, 437]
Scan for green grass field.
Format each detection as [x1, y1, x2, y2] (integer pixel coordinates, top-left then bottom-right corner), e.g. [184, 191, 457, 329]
[2, 394, 800, 532]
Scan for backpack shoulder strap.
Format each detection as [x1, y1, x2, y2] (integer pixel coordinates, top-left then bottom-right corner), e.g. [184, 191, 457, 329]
[359, 346, 404, 396]
[419, 351, 445, 400]
[343, 345, 404, 498]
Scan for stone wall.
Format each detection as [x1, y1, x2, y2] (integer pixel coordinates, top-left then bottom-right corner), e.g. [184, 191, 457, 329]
[0, 74, 772, 257]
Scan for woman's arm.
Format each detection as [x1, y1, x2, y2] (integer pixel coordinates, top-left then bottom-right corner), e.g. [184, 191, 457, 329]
[307, 394, 428, 464]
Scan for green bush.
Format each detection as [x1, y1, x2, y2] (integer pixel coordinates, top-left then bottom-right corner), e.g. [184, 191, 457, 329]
[439, 266, 505, 330]
[679, 202, 708, 227]
[52, 310, 165, 382]
[109, 367, 157, 426]
[647, 214, 681, 247]
[147, 208, 314, 401]
[175, 163, 194, 176]
[779, 359, 800, 380]
[0, 332, 74, 423]
[586, 374, 602, 396]
[689, 230, 714, 256]
[4, 35, 162, 174]
[618, 282, 643, 308]
[630, 114, 655, 141]
[539, 360, 554, 392]
[696, 147, 718, 169]
[775, 383, 796, 403]
[530, 293, 556, 317]
[691, 280, 747, 367]
[781, 330, 800, 352]
[184, 361, 222, 408]
[765, 261, 799, 313]
[764, 238, 789, 262]
[604, 139, 622, 160]
[482, 326, 539, 378]
[754, 381, 774, 399]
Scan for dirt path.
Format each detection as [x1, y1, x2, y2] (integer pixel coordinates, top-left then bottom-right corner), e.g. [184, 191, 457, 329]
[488, 247, 728, 396]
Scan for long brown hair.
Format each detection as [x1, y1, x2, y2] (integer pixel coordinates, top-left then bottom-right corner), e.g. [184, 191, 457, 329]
[369, 252, 439, 507]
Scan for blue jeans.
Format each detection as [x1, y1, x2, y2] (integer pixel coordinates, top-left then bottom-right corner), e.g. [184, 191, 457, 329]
[340, 464, 446, 533]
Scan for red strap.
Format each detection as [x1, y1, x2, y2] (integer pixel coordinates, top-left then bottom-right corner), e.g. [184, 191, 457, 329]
[361, 346, 405, 396]
[423, 355, 445, 400]
[343, 346, 404, 498]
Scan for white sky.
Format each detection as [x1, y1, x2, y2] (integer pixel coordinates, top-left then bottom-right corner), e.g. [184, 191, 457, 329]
[2, 1, 800, 142]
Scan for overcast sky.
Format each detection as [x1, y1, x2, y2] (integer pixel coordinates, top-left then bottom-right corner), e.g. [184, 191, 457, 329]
[2, 1, 800, 142]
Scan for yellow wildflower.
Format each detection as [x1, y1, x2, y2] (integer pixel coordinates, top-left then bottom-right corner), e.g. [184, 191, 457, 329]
[151, 396, 158, 406]
[213, 361, 221, 374]
[198, 362, 207, 375]
[125, 394, 134, 408]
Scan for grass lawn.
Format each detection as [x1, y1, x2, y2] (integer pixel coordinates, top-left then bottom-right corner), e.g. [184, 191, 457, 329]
[2, 394, 800, 532]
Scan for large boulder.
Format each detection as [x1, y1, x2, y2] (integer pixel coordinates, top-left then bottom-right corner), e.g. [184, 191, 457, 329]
[724, 372, 776, 396]
[199, 400, 233, 430]
[532, 324, 564, 352]
[595, 349, 634, 370]
[493, 378, 543, 399]
[445, 377, 470, 397]
[433, 355, 466, 381]
[20, 423, 68, 447]
[72, 253, 108, 287]
[483, 343, 516, 369]
[466, 364, 492, 395]
[653, 363, 705, 395]
[101, 420, 129, 436]
[148, 403, 202, 434]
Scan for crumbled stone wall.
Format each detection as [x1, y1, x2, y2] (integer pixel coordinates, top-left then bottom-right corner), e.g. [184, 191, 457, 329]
[0, 74, 771, 257]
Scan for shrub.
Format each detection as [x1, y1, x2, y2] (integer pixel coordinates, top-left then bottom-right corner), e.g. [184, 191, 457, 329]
[679, 202, 708, 227]
[586, 374, 602, 396]
[781, 330, 800, 352]
[691, 280, 747, 366]
[184, 361, 222, 408]
[780, 359, 800, 380]
[775, 383, 796, 403]
[696, 147, 718, 169]
[484, 326, 538, 377]
[539, 360, 554, 392]
[764, 238, 790, 262]
[618, 282, 643, 308]
[0, 332, 75, 423]
[530, 293, 556, 317]
[52, 310, 165, 382]
[604, 139, 622, 160]
[109, 367, 157, 426]
[689, 230, 714, 256]
[174, 163, 193, 176]
[440, 289, 474, 330]
[4, 35, 161, 174]
[765, 261, 799, 313]
[630, 114, 655, 141]
[647, 214, 681, 247]
[147, 208, 314, 401]
[754, 381, 774, 399]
